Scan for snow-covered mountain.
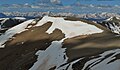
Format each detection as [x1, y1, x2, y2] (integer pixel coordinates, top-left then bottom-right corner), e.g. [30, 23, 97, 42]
[0, 13, 6, 18]
[0, 17, 26, 28]
[0, 16, 119, 70]
[0, 17, 26, 35]
[99, 17, 120, 34]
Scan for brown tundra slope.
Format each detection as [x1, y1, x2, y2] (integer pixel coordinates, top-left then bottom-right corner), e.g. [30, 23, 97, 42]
[0, 16, 120, 70]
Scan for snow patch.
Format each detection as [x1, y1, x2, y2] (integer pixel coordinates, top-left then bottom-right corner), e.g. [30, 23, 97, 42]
[29, 40, 68, 70]
[13, 17, 26, 20]
[82, 49, 120, 70]
[56, 58, 84, 70]
[105, 22, 120, 34]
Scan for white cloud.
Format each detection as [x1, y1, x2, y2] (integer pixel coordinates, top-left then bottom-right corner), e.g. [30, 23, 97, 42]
[50, 0, 61, 4]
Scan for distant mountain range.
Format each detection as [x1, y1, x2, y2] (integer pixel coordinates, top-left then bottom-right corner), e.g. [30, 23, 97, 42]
[2, 12, 120, 20]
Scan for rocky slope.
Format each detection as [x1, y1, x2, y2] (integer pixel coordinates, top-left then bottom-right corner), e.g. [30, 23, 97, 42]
[0, 16, 119, 70]
[0, 17, 26, 35]
[99, 17, 120, 34]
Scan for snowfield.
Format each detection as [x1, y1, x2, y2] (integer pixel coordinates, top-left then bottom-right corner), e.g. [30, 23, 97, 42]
[36, 16, 103, 38]
[82, 49, 120, 70]
[29, 40, 68, 70]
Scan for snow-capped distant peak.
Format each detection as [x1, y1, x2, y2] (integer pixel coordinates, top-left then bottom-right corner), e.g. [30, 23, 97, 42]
[102, 16, 120, 34]
[0, 13, 6, 18]
[106, 16, 120, 21]
[106, 17, 114, 21]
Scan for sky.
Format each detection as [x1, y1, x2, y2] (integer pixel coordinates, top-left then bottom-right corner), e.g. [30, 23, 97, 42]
[0, 0, 119, 6]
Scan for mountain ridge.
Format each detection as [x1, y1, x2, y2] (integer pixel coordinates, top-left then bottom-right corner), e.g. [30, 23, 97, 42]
[0, 16, 119, 70]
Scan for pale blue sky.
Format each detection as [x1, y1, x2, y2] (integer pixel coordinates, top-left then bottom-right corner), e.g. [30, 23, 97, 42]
[0, 0, 119, 6]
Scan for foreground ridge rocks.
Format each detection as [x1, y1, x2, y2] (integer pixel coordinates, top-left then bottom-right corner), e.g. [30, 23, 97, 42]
[0, 16, 120, 70]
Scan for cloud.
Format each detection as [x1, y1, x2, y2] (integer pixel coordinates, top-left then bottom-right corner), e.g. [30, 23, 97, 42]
[36, 0, 63, 5]
[50, 0, 61, 4]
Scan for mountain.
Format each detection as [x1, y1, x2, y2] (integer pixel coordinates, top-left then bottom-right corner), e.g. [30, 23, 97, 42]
[0, 13, 6, 18]
[0, 16, 119, 70]
[99, 17, 120, 34]
[0, 17, 26, 34]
